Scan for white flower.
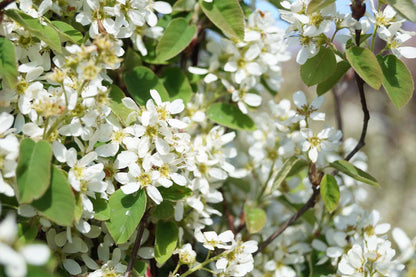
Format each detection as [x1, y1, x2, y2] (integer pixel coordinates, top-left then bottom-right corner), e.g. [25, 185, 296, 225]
[0, 213, 50, 277]
[292, 91, 325, 122]
[215, 239, 258, 276]
[174, 243, 196, 265]
[194, 229, 234, 250]
[301, 127, 341, 163]
[115, 163, 162, 204]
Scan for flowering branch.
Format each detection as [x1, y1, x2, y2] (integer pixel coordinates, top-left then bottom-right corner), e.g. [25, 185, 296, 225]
[254, 186, 321, 256]
[344, 1, 370, 162]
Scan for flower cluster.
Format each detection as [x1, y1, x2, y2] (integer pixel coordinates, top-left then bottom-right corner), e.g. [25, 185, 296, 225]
[0, 0, 415, 276]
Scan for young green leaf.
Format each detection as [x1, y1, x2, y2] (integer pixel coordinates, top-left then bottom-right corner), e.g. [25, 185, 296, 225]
[158, 184, 193, 201]
[320, 174, 340, 213]
[207, 103, 256, 131]
[330, 160, 379, 187]
[109, 84, 133, 125]
[345, 46, 383, 89]
[5, 9, 62, 53]
[244, 204, 267, 234]
[31, 166, 75, 226]
[106, 189, 147, 244]
[200, 0, 245, 40]
[307, 0, 335, 14]
[161, 67, 193, 104]
[300, 47, 337, 86]
[156, 18, 196, 61]
[123, 66, 169, 106]
[272, 157, 303, 191]
[386, 0, 416, 22]
[155, 221, 178, 265]
[17, 139, 52, 204]
[377, 54, 414, 109]
[317, 60, 351, 96]
[51, 21, 83, 44]
[0, 37, 18, 88]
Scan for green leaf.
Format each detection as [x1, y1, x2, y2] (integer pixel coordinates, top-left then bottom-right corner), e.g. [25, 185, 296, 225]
[244, 204, 267, 234]
[155, 221, 178, 265]
[377, 54, 414, 109]
[109, 84, 133, 125]
[51, 21, 83, 44]
[106, 189, 147, 244]
[320, 174, 340, 213]
[330, 160, 379, 187]
[124, 66, 169, 106]
[17, 139, 52, 204]
[152, 201, 174, 219]
[200, 0, 245, 40]
[158, 184, 192, 201]
[32, 166, 75, 226]
[287, 159, 308, 177]
[307, 0, 335, 14]
[17, 223, 38, 244]
[122, 48, 142, 73]
[141, 39, 170, 65]
[301, 46, 337, 86]
[5, 9, 62, 53]
[161, 67, 193, 104]
[345, 46, 383, 89]
[385, 0, 416, 22]
[207, 103, 256, 131]
[91, 197, 110, 221]
[272, 157, 303, 191]
[156, 18, 196, 61]
[27, 265, 58, 277]
[317, 60, 351, 95]
[133, 260, 147, 276]
[0, 37, 18, 88]
[173, 0, 197, 12]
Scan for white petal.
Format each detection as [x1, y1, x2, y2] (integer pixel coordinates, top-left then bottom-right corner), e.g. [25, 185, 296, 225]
[170, 173, 186, 186]
[0, 112, 14, 134]
[21, 244, 50, 265]
[308, 147, 318, 163]
[326, 246, 343, 258]
[167, 99, 185, 114]
[150, 89, 162, 106]
[153, 1, 172, 14]
[243, 93, 262, 107]
[293, 91, 307, 108]
[218, 230, 234, 243]
[188, 66, 208, 75]
[121, 183, 139, 194]
[397, 47, 416, 59]
[146, 185, 163, 204]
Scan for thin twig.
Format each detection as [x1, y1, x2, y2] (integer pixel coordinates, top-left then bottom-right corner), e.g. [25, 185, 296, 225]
[254, 187, 320, 256]
[0, 0, 15, 11]
[125, 212, 148, 277]
[219, 188, 236, 234]
[344, 28, 370, 161]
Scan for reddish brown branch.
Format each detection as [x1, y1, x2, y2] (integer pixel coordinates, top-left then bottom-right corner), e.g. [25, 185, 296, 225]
[125, 212, 148, 277]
